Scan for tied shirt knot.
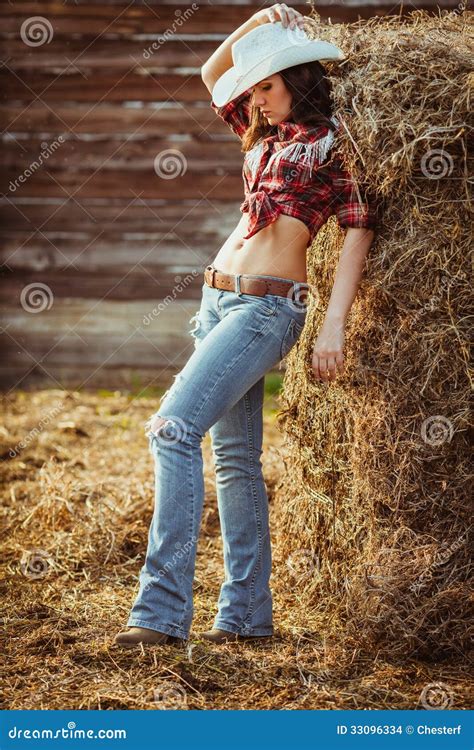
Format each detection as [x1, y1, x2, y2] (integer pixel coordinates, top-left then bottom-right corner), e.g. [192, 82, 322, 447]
[239, 190, 283, 240]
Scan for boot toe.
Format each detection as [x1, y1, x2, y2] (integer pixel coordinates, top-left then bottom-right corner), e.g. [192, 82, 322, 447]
[114, 626, 177, 647]
[200, 628, 239, 643]
[200, 628, 273, 644]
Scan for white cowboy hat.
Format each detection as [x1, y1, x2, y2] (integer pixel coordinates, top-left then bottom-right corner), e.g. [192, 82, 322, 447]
[211, 21, 345, 107]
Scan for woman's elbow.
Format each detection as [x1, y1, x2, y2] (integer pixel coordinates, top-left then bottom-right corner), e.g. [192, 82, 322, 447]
[344, 226, 375, 252]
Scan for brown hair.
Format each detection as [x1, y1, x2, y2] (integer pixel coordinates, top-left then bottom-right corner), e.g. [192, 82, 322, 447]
[241, 60, 336, 152]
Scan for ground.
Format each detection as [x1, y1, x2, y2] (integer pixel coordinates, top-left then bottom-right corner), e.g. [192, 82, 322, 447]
[1, 382, 470, 710]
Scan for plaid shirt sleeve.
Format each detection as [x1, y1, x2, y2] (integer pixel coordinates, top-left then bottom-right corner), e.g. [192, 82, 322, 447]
[210, 90, 252, 140]
[330, 153, 378, 230]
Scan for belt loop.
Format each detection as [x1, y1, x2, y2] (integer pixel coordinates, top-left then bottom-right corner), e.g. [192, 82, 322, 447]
[234, 273, 242, 296]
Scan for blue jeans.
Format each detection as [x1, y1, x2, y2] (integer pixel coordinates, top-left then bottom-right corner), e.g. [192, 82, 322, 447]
[126, 270, 308, 639]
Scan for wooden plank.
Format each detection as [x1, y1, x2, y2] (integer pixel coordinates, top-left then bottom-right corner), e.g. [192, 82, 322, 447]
[0, 2, 459, 37]
[1, 137, 243, 173]
[2, 297, 197, 341]
[0, 199, 241, 235]
[0, 238, 221, 277]
[0, 268, 209, 301]
[0, 102, 235, 135]
[0, 2, 308, 35]
[0, 238, 222, 277]
[0, 72, 212, 104]
[1, 38, 219, 69]
[0, 227, 237, 271]
[2, 167, 243, 199]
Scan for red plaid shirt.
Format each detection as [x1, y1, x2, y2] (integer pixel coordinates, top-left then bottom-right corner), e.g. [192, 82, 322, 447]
[211, 90, 378, 243]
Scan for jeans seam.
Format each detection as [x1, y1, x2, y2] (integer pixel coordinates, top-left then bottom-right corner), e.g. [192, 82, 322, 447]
[242, 390, 262, 628]
[177, 439, 195, 633]
[280, 318, 294, 360]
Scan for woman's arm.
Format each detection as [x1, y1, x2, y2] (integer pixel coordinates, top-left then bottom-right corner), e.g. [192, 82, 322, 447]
[201, 5, 306, 94]
[201, 17, 259, 94]
[311, 227, 374, 382]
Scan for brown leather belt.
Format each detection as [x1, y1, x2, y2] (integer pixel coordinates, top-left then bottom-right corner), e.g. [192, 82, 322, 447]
[204, 264, 309, 302]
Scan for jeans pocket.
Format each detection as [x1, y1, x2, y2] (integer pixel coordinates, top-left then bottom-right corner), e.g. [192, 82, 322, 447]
[280, 317, 305, 359]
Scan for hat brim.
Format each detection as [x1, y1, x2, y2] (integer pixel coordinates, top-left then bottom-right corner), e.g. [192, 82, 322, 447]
[211, 39, 345, 108]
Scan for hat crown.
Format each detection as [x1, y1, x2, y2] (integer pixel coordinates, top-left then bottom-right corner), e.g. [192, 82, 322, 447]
[232, 21, 343, 77]
[233, 22, 292, 72]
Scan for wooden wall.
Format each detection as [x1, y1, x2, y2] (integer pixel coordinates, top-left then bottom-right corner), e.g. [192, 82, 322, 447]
[0, 0, 458, 391]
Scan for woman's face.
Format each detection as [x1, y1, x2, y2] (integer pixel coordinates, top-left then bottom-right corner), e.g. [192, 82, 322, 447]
[251, 73, 293, 125]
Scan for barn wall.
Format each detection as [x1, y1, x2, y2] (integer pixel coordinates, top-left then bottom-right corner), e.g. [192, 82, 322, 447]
[0, 0, 458, 391]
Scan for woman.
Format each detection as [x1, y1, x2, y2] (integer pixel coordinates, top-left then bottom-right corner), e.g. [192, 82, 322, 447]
[115, 4, 377, 647]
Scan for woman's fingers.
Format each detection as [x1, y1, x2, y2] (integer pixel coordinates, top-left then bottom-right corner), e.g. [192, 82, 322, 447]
[267, 6, 277, 22]
[288, 9, 306, 29]
[276, 4, 291, 26]
[312, 354, 342, 382]
[266, 4, 305, 29]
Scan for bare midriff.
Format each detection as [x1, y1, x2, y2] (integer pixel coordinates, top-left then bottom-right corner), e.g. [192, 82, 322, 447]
[212, 212, 310, 283]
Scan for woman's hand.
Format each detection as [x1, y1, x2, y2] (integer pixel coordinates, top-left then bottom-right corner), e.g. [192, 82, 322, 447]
[311, 317, 345, 382]
[253, 4, 306, 30]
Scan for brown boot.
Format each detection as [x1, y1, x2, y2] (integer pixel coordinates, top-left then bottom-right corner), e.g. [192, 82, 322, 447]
[114, 626, 184, 648]
[200, 628, 273, 644]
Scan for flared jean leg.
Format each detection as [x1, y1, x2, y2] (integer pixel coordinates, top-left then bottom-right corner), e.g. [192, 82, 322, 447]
[125, 281, 307, 639]
[209, 375, 273, 636]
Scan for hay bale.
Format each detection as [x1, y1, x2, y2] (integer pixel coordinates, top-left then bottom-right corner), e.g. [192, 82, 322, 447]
[274, 8, 472, 659]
